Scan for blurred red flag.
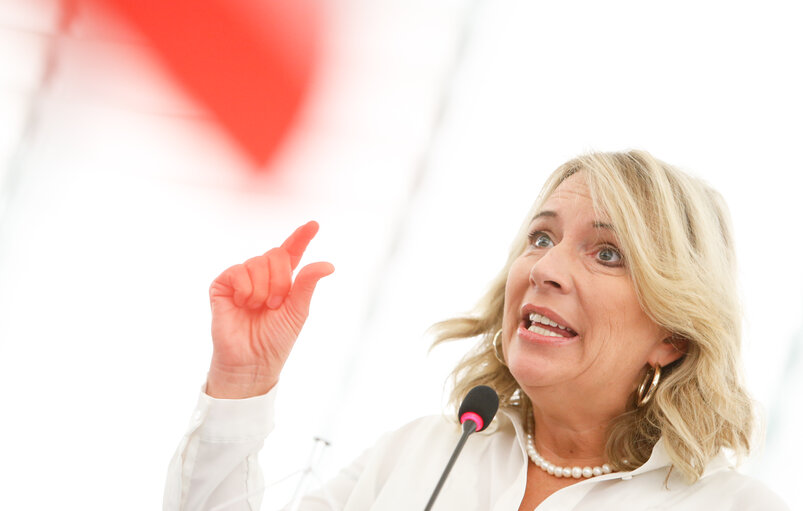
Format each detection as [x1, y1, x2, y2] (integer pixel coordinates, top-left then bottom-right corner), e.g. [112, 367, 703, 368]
[91, 0, 320, 167]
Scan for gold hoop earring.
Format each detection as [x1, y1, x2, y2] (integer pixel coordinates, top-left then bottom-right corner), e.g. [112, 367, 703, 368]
[636, 364, 661, 407]
[492, 329, 506, 365]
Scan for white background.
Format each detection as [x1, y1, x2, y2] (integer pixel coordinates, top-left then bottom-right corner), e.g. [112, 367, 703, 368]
[0, 0, 801, 509]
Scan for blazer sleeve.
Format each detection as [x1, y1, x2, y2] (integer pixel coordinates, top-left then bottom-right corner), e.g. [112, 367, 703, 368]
[163, 387, 368, 511]
[163, 387, 274, 511]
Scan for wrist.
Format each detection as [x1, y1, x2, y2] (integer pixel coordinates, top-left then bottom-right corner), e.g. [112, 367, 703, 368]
[206, 363, 278, 399]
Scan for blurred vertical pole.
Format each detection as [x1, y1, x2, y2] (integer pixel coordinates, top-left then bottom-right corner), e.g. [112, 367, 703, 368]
[0, 0, 78, 257]
[762, 323, 803, 473]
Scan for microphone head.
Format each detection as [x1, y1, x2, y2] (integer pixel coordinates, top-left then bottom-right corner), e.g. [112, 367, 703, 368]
[458, 385, 499, 432]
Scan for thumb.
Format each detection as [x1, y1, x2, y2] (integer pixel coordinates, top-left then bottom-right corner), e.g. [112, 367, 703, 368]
[286, 261, 334, 318]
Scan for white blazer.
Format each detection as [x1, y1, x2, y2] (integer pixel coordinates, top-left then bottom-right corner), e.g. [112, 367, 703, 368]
[164, 387, 789, 511]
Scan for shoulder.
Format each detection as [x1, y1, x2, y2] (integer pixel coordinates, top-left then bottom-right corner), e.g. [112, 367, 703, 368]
[691, 469, 789, 510]
[578, 444, 790, 511]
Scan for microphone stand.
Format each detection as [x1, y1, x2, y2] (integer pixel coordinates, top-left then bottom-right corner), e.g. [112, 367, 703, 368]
[423, 420, 478, 511]
[287, 436, 332, 511]
[209, 436, 336, 511]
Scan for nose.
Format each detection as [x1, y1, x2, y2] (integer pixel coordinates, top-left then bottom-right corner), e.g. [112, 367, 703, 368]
[529, 243, 573, 292]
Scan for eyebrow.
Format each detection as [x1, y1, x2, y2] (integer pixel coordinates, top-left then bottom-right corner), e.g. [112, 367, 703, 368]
[531, 210, 616, 231]
[532, 210, 557, 221]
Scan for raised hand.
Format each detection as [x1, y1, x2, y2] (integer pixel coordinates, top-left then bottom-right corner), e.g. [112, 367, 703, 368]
[206, 221, 334, 398]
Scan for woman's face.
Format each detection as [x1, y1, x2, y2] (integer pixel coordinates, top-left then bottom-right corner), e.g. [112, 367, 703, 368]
[502, 173, 679, 413]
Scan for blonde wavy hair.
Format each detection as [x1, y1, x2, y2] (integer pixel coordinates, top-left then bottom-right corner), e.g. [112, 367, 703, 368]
[431, 150, 754, 482]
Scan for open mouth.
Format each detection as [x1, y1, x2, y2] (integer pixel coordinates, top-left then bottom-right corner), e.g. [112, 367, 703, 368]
[523, 312, 578, 338]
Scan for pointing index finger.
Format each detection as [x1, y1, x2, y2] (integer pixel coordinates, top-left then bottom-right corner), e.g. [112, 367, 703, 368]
[279, 221, 319, 270]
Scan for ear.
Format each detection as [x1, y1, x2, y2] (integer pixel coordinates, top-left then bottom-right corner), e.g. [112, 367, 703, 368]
[648, 335, 688, 367]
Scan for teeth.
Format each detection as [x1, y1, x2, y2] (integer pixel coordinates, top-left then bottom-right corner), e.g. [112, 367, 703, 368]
[528, 324, 565, 337]
[529, 312, 568, 331]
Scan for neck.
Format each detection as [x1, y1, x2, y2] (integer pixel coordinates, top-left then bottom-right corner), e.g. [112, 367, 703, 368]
[522, 378, 631, 465]
[529, 405, 610, 468]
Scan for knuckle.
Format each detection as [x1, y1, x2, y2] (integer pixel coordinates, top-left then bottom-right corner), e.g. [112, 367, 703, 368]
[244, 257, 261, 270]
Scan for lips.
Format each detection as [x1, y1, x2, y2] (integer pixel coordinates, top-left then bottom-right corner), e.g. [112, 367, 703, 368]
[519, 305, 578, 339]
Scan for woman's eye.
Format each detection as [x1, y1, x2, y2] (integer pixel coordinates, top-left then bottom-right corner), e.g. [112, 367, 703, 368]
[597, 246, 623, 265]
[528, 231, 553, 248]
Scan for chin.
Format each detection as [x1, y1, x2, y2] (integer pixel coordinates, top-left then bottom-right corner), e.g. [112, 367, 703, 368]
[507, 353, 554, 388]
[506, 342, 582, 391]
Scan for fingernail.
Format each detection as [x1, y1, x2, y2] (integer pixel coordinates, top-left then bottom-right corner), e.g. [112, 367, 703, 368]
[268, 296, 283, 309]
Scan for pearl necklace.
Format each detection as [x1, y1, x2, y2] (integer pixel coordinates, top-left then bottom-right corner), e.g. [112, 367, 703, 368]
[525, 415, 612, 479]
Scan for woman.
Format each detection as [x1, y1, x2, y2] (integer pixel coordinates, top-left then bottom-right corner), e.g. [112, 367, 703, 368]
[164, 150, 789, 510]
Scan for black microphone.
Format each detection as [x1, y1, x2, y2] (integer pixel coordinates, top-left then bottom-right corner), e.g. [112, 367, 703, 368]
[424, 385, 499, 511]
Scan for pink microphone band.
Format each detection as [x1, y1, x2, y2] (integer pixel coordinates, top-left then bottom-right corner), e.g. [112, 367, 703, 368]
[460, 411, 484, 431]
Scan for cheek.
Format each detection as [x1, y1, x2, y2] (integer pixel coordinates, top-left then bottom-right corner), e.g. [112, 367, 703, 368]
[581, 282, 660, 365]
[580, 280, 650, 343]
[615, 293, 660, 340]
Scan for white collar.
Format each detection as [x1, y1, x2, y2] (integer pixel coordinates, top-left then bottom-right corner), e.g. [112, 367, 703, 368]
[496, 407, 734, 481]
